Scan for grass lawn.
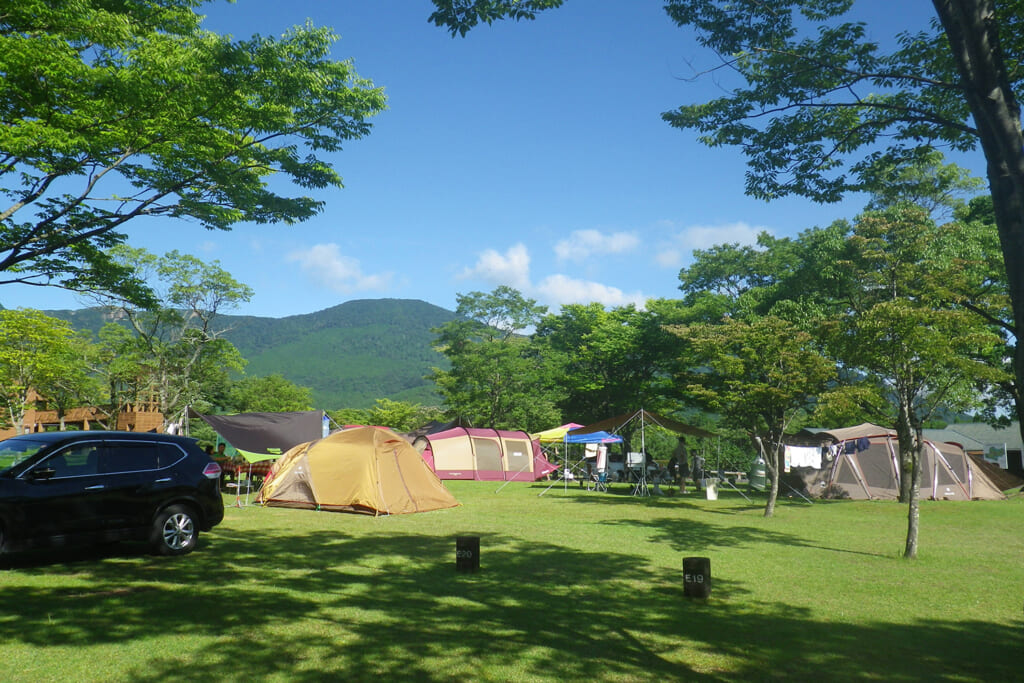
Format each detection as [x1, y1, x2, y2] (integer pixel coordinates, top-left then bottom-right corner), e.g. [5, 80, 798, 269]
[2, 481, 1022, 682]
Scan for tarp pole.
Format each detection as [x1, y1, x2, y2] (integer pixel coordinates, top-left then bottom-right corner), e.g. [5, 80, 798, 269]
[718, 471, 751, 501]
[538, 445, 567, 497]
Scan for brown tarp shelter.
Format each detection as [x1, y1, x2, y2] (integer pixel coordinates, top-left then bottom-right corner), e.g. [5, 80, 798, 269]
[795, 423, 1005, 500]
[189, 408, 325, 462]
[257, 426, 460, 515]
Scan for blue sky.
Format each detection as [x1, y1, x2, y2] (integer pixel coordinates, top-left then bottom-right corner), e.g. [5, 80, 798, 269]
[5, 1, 978, 318]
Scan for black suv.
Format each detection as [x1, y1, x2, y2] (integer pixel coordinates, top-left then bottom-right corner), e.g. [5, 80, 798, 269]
[0, 431, 224, 557]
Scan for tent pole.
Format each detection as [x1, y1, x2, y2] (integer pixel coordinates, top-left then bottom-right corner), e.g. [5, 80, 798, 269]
[782, 478, 813, 504]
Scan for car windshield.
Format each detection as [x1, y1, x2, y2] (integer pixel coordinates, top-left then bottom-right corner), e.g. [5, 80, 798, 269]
[0, 438, 49, 474]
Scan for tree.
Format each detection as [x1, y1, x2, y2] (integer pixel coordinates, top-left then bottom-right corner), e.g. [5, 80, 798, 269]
[533, 302, 680, 426]
[0, 309, 79, 433]
[428, 0, 566, 36]
[90, 321, 158, 430]
[819, 206, 1005, 556]
[1, 0, 386, 302]
[860, 150, 985, 221]
[330, 398, 446, 433]
[224, 375, 314, 414]
[451, 286, 548, 340]
[429, 0, 1024, 446]
[677, 231, 804, 321]
[91, 246, 251, 428]
[915, 195, 1019, 428]
[33, 331, 104, 430]
[672, 316, 837, 517]
[430, 287, 561, 431]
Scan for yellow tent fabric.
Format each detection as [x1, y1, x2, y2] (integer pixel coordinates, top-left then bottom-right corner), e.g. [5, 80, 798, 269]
[257, 426, 460, 515]
[531, 422, 584, 444]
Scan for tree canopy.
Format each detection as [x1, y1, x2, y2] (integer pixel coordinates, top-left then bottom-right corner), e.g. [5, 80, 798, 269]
[430, 287, 560, 431]
[673, 315, 836, 517]
[90, 246, 251, 428]
[1, 0, 386, 302]
[0, 309, 80, 432]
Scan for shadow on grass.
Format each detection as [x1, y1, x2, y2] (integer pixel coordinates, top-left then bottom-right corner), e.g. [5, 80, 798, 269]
[1, 518, 1020, 682]
[553, 485, 890, 560]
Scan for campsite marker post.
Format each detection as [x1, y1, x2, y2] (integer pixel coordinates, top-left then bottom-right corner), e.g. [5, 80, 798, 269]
[683, 557, 711, 599]
[456, 536, 480, 572]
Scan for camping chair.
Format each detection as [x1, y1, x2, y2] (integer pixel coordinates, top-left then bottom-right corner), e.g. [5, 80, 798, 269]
[587, 469, 609, 492]
[226, 460, 259, 508]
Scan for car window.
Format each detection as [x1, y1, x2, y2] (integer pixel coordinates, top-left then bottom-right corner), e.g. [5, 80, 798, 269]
[101, 442, 159, 474]
[0, 438, 47, 474]
[157, 443, 186, 468]
[44, 444, 101, 478]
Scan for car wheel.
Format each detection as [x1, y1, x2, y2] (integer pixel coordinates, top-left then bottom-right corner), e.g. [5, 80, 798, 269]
[151, 505, 198, 556]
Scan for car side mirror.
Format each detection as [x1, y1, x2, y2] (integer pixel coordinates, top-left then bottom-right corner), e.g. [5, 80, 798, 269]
[27, 467, 56, 481]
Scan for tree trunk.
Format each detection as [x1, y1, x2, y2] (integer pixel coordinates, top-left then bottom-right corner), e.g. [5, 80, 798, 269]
[893, 393, 916, 503]
[11, 387, 29, 436]
[933, 0, 1024, 447]
[7, 403, 23, 435]
[763, 439, 781, 518]
[903, 429, 924, 559]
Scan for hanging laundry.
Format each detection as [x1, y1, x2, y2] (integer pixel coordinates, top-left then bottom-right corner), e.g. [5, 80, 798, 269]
[785, 445, 822, 469]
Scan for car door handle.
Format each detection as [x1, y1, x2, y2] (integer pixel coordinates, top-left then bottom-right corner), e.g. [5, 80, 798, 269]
[154, 477, 173, 483]
[85, 485, 105, 490]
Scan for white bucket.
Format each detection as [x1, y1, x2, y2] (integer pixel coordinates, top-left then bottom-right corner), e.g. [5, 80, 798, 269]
[704, 478, 719, 500]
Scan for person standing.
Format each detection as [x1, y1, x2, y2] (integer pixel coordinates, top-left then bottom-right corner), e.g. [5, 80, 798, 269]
[673, 437, 690, 494]
[692, 452, 705, 493]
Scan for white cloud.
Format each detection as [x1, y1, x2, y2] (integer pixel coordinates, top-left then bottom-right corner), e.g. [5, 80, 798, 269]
[686, 222, 765, 249]
[535, 274, 647, 309]
[554, 229, 640, 262]
[655, 221, 768, 268]
[459, 243, 531, 290]
[458, 242, 648, 310]
[287, 244, 393, 293]
[655, 247, 683, 268]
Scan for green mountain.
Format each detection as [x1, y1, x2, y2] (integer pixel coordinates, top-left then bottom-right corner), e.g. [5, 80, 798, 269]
[45, 299, 456, 410]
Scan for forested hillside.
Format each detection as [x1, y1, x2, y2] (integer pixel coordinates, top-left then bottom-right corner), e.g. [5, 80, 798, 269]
[44, 299, 455, 409]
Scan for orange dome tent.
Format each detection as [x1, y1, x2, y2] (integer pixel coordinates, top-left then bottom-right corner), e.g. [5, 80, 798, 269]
[257, 426, 459, 515]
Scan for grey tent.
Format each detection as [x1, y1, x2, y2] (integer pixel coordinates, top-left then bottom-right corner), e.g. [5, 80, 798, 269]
[794, 423, 1005, 500]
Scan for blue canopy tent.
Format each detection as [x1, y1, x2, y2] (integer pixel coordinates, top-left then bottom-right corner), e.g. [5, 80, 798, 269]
[540, 428, 623, 495]
[564, 430, 622, 444]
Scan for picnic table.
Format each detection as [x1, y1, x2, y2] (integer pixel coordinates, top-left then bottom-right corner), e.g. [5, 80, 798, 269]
[229, 460, 274, 481]
[216, 459, 274, 486]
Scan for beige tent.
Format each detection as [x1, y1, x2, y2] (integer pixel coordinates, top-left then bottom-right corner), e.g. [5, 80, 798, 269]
[257, 426, 460, 515]
[795, 424, 1005, 500]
